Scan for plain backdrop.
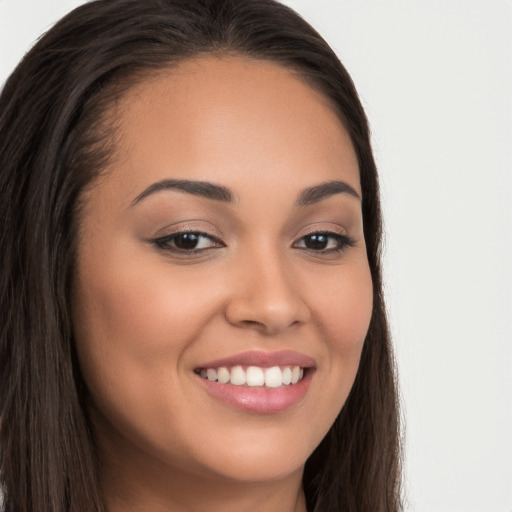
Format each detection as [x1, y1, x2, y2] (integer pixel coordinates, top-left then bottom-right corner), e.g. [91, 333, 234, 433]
[1, 1, 511, 511]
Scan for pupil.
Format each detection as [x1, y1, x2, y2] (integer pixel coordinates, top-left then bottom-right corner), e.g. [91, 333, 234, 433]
[175, 233, 199, 249]
[305, 234, 328, 250]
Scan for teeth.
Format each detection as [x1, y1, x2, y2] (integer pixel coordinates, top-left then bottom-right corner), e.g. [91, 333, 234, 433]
[198, 365, 305, 387]
[282, 367, 292, 385]
[230, 365, 246, 385]
[206, 368, 217, 382]
[246, 366, 265, 386]
[264, 366, 282, 388]
[291, 366, 300, 384]
[217, 367, 230, 384]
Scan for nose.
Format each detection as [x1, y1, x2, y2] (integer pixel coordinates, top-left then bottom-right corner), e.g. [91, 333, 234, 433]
[224, 248, 311, 335]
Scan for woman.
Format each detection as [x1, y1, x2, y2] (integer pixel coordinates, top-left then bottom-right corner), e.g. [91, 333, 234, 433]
[0, 0, 401, 511]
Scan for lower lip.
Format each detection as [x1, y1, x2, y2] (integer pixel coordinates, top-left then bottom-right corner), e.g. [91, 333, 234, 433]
[196, 371, 312, 414]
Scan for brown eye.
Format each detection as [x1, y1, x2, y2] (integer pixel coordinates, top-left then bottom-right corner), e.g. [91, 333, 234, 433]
[294, 232, 355, 253]
[173, 233, 201, 250]
[153, 231, 223, 253]
[303, 234, 329, 250]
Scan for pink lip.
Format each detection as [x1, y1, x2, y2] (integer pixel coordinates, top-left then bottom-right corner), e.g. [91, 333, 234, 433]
[194, 350, 315, 414]
[196, 350, 316, 370]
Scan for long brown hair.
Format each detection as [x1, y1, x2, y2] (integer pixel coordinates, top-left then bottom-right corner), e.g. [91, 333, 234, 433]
[0, 1, 401, 510]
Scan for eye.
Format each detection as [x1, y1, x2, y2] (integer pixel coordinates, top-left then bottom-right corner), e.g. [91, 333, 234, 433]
[293, 231, 354, 253]
[152, 231, 223, 253]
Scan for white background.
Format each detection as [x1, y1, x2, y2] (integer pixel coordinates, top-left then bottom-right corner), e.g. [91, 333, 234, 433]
[1, 1, 511, 511]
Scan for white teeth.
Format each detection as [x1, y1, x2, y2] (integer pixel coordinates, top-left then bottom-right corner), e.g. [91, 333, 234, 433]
[217, 367, 230, 384]
[264, 366, 283, 388]
[246, 366, 265, 386]
[282, 367, 292, 385]
[199, 365, 305, 387]
[230, 365, 246, 385]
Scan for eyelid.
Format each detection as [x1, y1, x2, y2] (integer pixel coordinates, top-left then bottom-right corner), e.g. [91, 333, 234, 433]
[151, 220, 224, 242]
[151, 226, 225, 254]
[149, 222, 355, 257]
[292, 226, 355, 253]
[293, 224, 350, 241]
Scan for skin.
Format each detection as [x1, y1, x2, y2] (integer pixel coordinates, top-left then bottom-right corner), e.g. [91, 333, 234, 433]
[72, 56, 373, 512]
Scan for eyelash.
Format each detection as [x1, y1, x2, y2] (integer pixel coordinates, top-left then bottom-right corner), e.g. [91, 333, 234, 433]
[292, 230, 355, 253]
[152, 228, 355, 256]
[152, 230, 224, 255]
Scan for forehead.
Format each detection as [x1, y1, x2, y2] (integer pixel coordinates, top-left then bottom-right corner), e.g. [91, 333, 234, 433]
[97, 56, 360, 206]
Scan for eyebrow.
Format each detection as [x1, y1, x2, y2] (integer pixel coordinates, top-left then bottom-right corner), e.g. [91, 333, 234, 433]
[130, 178, 360, 207]
[131, 179, 233, 206]
[296, 180, 360, 206]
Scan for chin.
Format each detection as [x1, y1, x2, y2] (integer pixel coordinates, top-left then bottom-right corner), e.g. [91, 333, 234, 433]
[177, 421, 323, 484]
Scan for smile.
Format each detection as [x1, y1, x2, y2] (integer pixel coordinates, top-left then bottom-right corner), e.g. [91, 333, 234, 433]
[197, 365, 305, 388]
[194, 351, 314, 413]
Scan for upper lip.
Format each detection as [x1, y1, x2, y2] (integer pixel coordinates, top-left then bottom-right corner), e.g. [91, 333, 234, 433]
[196, 350, 316, 369]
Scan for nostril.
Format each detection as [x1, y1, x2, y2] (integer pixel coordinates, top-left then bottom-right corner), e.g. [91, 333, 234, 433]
[240, 319, 265, 328]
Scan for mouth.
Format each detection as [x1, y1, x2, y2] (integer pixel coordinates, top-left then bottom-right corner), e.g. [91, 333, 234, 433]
[195, 365, 306, 388]
[194, 351, 314, 413]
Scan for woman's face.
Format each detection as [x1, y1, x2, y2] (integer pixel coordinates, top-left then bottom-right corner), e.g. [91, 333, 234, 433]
[72, 57, 373, 486]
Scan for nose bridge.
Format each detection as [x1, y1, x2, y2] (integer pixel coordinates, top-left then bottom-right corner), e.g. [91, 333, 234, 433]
[247, 245, 295, 304]
[225, 240, 310, 333]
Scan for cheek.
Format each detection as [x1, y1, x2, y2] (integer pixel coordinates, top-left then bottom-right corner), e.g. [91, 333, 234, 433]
[71, 253, 231, 466]
[73, 250, 219, 362]
[307, 258, 373, 414]
[71, 249, 219, 417]
[315, 259, 373, 353]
